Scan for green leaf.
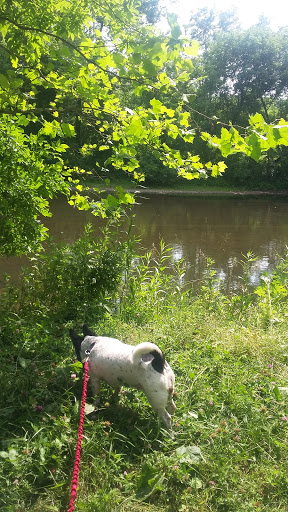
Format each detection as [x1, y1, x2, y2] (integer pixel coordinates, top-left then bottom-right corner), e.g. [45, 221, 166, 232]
[220, 127, 232, 157]
[171, 24, 182, 39]
[0, 74, 9, 89]
[249, 112, 265, 128]
[184, 41, 199, 56]
[84, 403, 95, 415]
[167, 13, 178, 28]
[273, 386, 281, 401]
[247, 132, 261, 162]
[18, 357, 31, 369]
[132, 53, 142, 64]
[142, 59, 157, 76]
[136, 463, 165, 499]
[176, 445, 202, 464]
[150, 98, 163, 114]
[61, 123, 75, 137]
[113, 52, 124, 65]
[8, 449, 18, 461]
[126, 117, 143, 137]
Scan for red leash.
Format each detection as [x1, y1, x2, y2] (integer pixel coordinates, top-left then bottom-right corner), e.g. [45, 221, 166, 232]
[68, 360, 89, 512]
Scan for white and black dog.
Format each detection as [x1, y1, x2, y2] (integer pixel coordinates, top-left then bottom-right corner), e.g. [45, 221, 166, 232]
[69, 325, 176, 435]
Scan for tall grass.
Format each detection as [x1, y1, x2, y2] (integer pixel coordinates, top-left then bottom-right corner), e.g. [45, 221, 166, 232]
[0, 230, 288, 511]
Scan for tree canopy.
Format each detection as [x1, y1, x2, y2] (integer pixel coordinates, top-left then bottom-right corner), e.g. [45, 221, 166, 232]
[1, 0, 288, 256]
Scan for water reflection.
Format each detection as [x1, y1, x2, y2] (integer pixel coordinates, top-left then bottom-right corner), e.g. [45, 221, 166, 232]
[132, 195, 288, 292]
[1, 194, 288, 291]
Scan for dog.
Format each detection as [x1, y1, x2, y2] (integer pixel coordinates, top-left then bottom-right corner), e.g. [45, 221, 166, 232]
[69, 325, 176, 435]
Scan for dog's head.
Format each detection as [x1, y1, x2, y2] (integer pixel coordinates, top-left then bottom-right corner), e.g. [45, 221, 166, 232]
[69, 325, 96, 361]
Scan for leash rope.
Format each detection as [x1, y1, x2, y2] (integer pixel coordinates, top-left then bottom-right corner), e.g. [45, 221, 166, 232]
[68, 360, 89, 512]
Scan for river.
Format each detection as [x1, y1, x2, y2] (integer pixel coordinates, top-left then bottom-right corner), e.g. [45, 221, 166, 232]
[1, 193, 288, 291]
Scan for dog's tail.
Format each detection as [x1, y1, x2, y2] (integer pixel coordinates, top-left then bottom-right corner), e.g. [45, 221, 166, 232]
[132, 342, 165, 374]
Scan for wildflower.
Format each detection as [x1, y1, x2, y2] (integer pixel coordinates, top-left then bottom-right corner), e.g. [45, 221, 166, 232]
[137, 313, 140, 317]
[267, 364, 273, 369]
[123, 471, 128, 476]
[173, 464, 179, 470]
[281, 415, 287, 421]
[135, 397, 139, 402]
[209, 401, 214, 406]
[37, 405, 43, 412]
[121, 390, 126, 395]
[13, 479, 19, 485]
[209, 481, 215, 486]
[234, 435, 240, 442]
[70, 373, 77, 379]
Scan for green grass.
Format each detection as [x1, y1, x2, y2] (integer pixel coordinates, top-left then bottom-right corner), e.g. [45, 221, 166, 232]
[1, 241, 288, 512]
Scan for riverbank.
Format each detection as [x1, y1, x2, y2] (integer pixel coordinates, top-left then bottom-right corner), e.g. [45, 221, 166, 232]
[1, 242, 288, 512]
[84, 177, 288, 197]
[133, 187, 288, 197]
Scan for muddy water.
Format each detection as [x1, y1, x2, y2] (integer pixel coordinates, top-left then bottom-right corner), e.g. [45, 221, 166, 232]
[1, 194, 288, 290]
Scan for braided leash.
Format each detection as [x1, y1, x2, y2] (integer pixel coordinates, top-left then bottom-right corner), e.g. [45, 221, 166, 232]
[68, 360, 89, 512]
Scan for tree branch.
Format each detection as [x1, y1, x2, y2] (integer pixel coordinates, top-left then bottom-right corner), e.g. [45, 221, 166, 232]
[0, 15, 152, 86]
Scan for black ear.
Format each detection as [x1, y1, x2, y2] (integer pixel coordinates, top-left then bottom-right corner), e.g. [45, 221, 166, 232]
[150, 350, 165, 374]
[69, 329, 84, 361]
[83, 325, 96, 337]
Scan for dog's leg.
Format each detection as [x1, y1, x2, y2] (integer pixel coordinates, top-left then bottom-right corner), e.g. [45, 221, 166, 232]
[159, 409, 172, 431]
[144, 391, 174, 437]
[167, 399, 176, 415]
[158, 408, 174, 438]
[90, 377, 101, 406]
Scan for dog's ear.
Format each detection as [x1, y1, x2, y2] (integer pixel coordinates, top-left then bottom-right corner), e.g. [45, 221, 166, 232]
[83, 324, 96, 337]
[150, 350, 165, 374]
[69, 329, 84, 361]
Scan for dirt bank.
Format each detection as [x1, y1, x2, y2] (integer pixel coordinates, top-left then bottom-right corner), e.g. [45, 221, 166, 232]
[130, 188, 288, 197]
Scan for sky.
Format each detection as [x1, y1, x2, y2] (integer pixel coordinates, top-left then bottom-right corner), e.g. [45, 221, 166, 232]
[159, 0, 288, 31]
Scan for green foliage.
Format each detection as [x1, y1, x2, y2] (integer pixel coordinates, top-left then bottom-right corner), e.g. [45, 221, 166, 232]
[0, 0, 204, 255]
[1, 222, 133, 322]
[119, 239, 187, 322]
[254, 254, 288, 325]
[1, 2, 288, 254]
[186, 17, 288, 188]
